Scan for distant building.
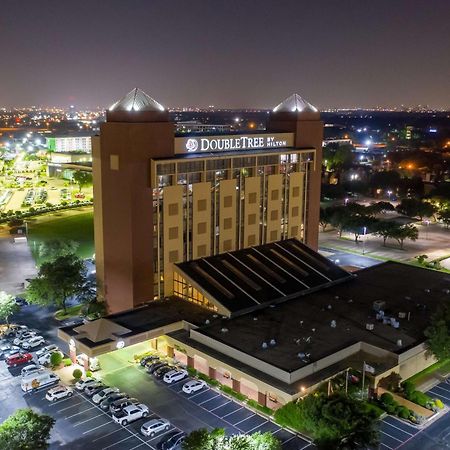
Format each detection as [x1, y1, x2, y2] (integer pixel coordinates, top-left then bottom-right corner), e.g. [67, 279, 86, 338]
[46, 134, 92, 153]
[176, 121, 235, 133]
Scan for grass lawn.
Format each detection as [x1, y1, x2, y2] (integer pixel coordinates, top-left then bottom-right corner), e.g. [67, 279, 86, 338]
[27, 209, 94, 265]
[54, 304, 84, 321]
[406, 358, 450, 387]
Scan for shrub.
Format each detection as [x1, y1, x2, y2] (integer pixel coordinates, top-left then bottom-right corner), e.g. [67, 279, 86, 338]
[72, 369, 82, 380]
[220, 385, 247, 401]
[50, 352, 63, 367]
[187, 367, 198, 377]
[435, 399, 444, 409]
[247, 399, 273, 416]
[380, 393, 395, 405]
[401, 380, 416, 397]
[62, 358, 72, 367]
[409, 391, 432, 408]
[85, 371, 93, 378]
[396, 406, 410, 419]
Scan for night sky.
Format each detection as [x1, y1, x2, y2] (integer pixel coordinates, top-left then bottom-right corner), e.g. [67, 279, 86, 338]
[1, 0, 449, 109]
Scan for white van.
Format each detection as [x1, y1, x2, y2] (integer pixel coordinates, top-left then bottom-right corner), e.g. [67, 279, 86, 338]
[21, 371, 60, 392]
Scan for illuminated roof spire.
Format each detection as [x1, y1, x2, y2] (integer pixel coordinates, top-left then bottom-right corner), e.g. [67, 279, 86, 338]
[272, 93, 318, 113]
[108, 88, 165, 112]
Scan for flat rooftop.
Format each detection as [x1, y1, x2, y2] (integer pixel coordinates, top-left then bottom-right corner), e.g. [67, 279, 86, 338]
[176, 239, 352, 316]
[195, 262, 450, 372]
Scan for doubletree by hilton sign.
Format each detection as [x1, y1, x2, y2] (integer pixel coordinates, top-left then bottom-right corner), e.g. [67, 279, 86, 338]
[174, 133, 294, 154]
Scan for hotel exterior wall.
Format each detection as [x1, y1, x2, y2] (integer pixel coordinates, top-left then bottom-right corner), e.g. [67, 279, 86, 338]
[398, 343, 437, 381]
[192, 183, 212, 259]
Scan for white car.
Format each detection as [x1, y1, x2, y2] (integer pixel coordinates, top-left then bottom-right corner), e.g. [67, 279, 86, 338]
[13, 332, 36, 346]
[36, 344, 59, 358]
[38, 350, 64, 366]
[182, 379, 206, 394]
[75, 377, 97, 391]
[163, 369, 188, 384]
[21, 364, 44, 378]
[92, 387, 119, 404]
[13, 327, 31, 339]
[140, 418, 170, 437]
[45, 384, 73, 402]
[112, 403, 149, 426]
[21, 336, 45, 350]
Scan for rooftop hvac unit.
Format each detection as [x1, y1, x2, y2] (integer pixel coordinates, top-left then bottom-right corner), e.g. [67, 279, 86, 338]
[392, 321, 400, 329]
[405, 296, 412, 301]
[373, 300, 386, 311]
[262, 342, 268, 349]
[334, 296, 340, 300]
[205, 319, 210, 325]
[270, 339, 276, 346]
[213, 314, 219, 318]
[366, 323, 375, 331]
[383, 317, 390, 325]
[330, 320, 337, 328]
[327, 304, 332, 310]
[397, 339, 403, 347]
[220, 327, 228, 333]
[253, 317, 258, 321]
[443, 289, 450, 294]
[424, 289, 431, 293]
[398, 312, 406, 319]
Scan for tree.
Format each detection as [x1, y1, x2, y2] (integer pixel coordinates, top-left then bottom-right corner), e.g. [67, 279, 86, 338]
[38, 239, 79, 264]
[438, 209, 450, 229]
[396, 198, 435, 220]
[367, 201, 395, 216]
[424, 304, 450, 362]
[26, 254, 87, 313]
[0, 291, 20, 326]
[0, 408, 55, 449]
[320, 207, 333, 232]
[72, 170, 92, 192]
[375, 221, 402, 246]
[390, 223, 419, 249]
[73, 368, 83, 380]
[50, 352, 63, 367]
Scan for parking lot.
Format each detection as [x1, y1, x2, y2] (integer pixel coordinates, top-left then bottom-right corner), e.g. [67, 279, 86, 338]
[378, 381, 450, 449]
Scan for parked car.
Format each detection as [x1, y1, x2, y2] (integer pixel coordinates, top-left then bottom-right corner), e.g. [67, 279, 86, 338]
[36, 344, 59, 358]
[22, 371, 59, 392]
[182, 379, 206, 394]
[13, 332, 36, 346]
[163, 369, 188, 384]
[38, 350, 64, 366]
[140, 418, 170, 437]
[112, 403, 149, 426]
[13, 328, 33, 339]
[75, 377, 97, 391]
[21, 364, 44, 378]
[157, 431, 187, 450]
[147, 362, 167, 374]
[109, 397, 139, 415]
[3, 325, 27, 338]
[99, 392, 128, 411]
[140, 355, 159, 367]
[0, 344, 20, 360]
[154, 365, 175, 379]
[45, 385, 74, 402]
[21, 335, 45, 350]
[6, 352, 33, 367]
[85, 383, 107, 398]
[92, 387, 120, 404]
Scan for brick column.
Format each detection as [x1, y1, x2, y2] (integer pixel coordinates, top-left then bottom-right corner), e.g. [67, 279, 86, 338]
[209, 367, 216, 380]
[258, 391, 266, 406]
[232, 379, 240, 392]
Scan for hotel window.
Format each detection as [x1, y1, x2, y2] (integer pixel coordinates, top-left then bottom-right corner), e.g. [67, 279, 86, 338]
[223, 239, 232, 251]
[248, 192, 257, 204]
[197, 222, 207, 234]
[223, 195, 233, 208]
[291, 206, 299, 217]
[168, 227, 179, 240]
[169, 250, 179, 263]
[270, 210, 278, 221]
[110, 155, 119, 170]
[168, 203, 179, 216]
[248, 234, 256, 246]
[271, 190, 279, 201]
[293, 186, 300, 197]
[198, 199, 207, 211]
[291, 226, 299, 236]
[197, 245, 207, 257]
[248, 214, 256, 226]
[223, 218, 232, 230]
[270, 230, 278, 241]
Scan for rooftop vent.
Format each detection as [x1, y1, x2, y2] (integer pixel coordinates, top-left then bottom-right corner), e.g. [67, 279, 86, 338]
[424, 288, 431, 293]
[220, 328, 228, 333]
[205, 319, 210, 325]
[253, 317, 258, 321]
[270, 339, 276, 346]
[334, 296, 340, 300]
[366, 323, 375, 331]
[397, 339, 403, 347]
[405, 296, 412, 301]
[262, 342, 268, 349]
[327, 304, 332, 310]
[330, 320, 337, 328]
[398, 312, 406, 319]
[373, 300, 386, 311]
[443, 289, 450, 294]
[213, 314, 219, 318]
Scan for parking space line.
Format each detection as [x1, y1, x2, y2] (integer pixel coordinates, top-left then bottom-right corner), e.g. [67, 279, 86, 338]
[233, 413, 256, 427]
[379, 443, 394, 450]
[298, 443, 312, 450]
[383, 420, 414, 436]
[47, 394, 80, 407]
[428, 390, 450, 401]
[246, 421, 269, 434]
[101, 434, 134, 450]
[82, 420, 114, 435]
[380, 429, 404, 443]
[73, 413, 105, 427]
[199, 394, 221, 405]
[189, 388, 210, 399]
[56, 400, 85, 413]
[433, 385, 450, 398]
[209, 400, 231, 412]
[223, 406, 243, 418]
[146, 428, 174, 442]
[92, 428, 122, 442]
[65, 405, 97, 419]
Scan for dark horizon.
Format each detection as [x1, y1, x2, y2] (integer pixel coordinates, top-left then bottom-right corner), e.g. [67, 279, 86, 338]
[0, 0, 449, 110]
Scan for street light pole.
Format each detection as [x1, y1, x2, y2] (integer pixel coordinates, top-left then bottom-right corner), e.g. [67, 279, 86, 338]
[362, 226, 367, 255]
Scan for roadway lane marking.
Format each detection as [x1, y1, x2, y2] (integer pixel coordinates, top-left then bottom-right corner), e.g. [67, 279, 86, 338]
[65, 405, 97, 419]
[209, 400, 232, 412]
[92, 428, 122, 442]
[83, 421, 114, 435]
[101, 434, 134, 450]
[382, 420, 414, 436]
